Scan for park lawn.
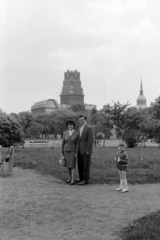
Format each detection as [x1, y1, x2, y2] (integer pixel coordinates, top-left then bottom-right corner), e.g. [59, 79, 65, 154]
[120, 210, 160, 240]
[14, 146, 160, 239]
[14, 146, 160, 184]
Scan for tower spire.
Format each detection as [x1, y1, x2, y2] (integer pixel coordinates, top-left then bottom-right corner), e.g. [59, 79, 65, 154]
[140, 77, 143, 95]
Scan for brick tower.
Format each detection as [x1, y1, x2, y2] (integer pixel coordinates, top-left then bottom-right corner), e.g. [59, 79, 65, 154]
[60, 69, 84, 105]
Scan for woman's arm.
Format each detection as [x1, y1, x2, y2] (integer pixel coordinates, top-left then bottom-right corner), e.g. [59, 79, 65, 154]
[61, 132, 65, 155]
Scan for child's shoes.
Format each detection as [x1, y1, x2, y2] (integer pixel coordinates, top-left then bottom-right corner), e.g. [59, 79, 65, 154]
[116, 186, 123, 191]
[121, 180, 128, 193]
[116, 179, 123, 191]
[121, 188, 128, 193]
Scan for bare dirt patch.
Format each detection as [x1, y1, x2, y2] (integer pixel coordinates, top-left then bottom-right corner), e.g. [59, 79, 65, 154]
[1, 167, 160, 240]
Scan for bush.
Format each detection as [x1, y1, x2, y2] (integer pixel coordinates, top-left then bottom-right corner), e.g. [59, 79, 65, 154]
[0, 113, 24, 147]
[120, 211, 160, 240]
[125, 130, 139, 148]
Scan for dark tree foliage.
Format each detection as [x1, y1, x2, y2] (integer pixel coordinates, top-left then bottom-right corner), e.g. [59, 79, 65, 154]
[125, 129, 139, 148]
[69, 104, 86, 113]
[0, 114, 24, 147]
[102, 101, 143, 142]
[18, 111, 33, 137]
[151, 96, 160, 119]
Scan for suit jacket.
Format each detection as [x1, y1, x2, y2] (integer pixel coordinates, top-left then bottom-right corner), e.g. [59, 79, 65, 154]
[79, 124, 94, 155]
[61, 130, 79, 154]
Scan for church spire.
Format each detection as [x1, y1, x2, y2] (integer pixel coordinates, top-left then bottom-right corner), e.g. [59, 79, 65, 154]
[136, 77, 147, 109]
[140, 77, 143, 95]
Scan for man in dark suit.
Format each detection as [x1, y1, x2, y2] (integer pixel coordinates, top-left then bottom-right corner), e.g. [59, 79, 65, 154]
[78, 114, 94, 185]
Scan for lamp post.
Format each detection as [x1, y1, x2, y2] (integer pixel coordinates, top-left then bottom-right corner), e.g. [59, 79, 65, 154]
[138, 124, 142, 165]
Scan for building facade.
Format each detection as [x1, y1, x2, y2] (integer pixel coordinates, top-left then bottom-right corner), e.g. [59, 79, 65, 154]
[136, 80, 147, 110]
[31, 99, 59, 116]
[84, 104, 97, 111]
[60, 69, 84, 105]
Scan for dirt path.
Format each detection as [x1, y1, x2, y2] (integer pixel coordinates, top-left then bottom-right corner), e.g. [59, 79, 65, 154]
[1, 167, 160, 240]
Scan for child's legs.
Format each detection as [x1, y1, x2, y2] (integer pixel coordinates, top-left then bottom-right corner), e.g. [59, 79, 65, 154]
[119, 170, 122, 179]
[121, 170, 126, 180]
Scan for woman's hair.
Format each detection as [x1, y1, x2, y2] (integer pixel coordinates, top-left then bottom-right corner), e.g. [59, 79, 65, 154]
[66, 119, 75, 128]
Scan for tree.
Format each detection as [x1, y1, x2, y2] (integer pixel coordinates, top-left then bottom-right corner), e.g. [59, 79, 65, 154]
[0, 113, 24, 147]
[125, 129, 140, 148]
[139, 107, 160, 143]
[102, 101, 143, 141]
[69, 104, 86, 113]
[151, 96, 160, 119]
[53, 110, 78, 137]
[90, 109, 112, 146]
[18, 111, 33, 137]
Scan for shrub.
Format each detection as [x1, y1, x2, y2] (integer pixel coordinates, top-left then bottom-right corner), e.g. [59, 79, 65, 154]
[125, 130, 139, 148]
[0, 113, 24, 147]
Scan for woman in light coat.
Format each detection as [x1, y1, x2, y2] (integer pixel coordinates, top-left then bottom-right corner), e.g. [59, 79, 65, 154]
[61, 120, 79, 185]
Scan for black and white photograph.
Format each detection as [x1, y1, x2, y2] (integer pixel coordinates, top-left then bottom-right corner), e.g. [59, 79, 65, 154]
[1, 0, 160, 239]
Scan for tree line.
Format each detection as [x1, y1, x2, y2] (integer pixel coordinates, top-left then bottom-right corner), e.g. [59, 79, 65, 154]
[1, 97, 160, 148]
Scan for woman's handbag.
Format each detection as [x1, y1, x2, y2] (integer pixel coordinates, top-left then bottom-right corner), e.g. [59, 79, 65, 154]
[59, 156, 66, 167]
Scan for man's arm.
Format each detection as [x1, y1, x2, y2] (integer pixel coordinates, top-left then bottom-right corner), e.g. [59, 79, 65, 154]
[86, 127, 94, 154]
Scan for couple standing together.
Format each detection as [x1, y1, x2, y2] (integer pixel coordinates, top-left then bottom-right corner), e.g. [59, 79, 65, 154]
[61, 114, 94, 185]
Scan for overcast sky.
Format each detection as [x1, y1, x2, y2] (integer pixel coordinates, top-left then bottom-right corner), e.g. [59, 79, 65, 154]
[1, 0, 160, 113]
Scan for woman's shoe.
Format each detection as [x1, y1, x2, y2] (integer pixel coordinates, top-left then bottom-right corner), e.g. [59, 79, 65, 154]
[66, 179, 71, 183]
[70, 182, 74, 185]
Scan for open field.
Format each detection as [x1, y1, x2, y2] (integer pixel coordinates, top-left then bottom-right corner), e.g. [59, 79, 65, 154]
[14, 146, 160, 184]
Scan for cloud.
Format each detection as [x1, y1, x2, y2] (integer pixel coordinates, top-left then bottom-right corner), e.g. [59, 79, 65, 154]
[2, 0, 160, 113]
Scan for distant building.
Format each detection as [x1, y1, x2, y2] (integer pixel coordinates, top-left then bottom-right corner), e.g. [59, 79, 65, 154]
[31, 99, 59, 116]
[60, 69, 84, 105]
[136, 80, 147, 110]
[57, 103, 69, 110]
[85, 104, 97, 111]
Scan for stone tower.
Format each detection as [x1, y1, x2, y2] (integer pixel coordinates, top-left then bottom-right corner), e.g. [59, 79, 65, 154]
[136, 79, 147, 109]
[60, 69, 84, 105]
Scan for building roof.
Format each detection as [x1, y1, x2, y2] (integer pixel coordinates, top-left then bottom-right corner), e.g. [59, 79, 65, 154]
[31, 99, 59, 110]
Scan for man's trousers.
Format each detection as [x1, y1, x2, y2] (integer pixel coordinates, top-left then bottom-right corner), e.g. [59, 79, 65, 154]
[78, 152, 91, 182]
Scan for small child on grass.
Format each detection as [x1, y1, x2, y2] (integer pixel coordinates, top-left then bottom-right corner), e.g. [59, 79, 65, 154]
[114, 142, 128, 193]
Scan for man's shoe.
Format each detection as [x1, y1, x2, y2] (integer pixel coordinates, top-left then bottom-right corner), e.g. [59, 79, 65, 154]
[78, 180, 88, 185]
[76, 179, 82, 183]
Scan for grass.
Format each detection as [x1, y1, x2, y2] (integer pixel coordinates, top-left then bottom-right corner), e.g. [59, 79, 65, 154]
[13, 146, 160, 239]
[120, 211, 160, 240]
[13, 146, 160, 184]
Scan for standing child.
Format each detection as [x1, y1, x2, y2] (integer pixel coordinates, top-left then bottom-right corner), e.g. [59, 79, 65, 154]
[114, 142, 128, 193]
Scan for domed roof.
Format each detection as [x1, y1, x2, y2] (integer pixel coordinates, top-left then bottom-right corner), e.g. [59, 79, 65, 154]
[137, 94, 146, 105]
